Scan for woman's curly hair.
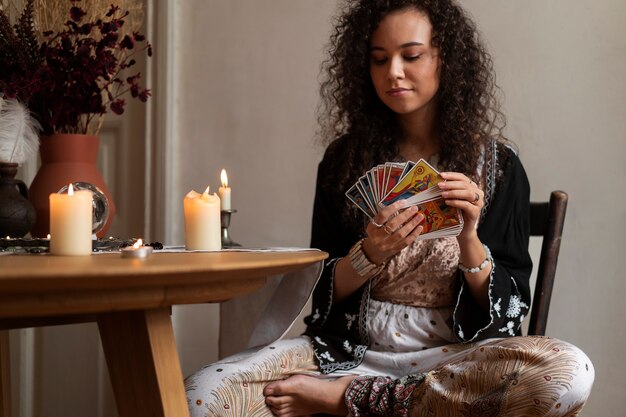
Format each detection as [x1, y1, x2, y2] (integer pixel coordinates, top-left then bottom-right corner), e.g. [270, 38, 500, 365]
[317, 0, 511, 227]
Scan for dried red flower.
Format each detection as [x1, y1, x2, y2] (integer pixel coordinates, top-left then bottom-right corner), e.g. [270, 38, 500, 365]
[0, 0, 152, 135]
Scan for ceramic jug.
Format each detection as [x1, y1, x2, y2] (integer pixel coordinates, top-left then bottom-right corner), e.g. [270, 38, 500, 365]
[0, 162, 36, 238]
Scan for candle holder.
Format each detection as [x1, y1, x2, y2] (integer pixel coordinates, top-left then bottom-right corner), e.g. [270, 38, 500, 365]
[220, 209, 241, 248]
[121, 245, 153, 259]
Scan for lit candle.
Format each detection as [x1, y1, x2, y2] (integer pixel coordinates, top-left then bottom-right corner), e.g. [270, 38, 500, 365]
[121, 238, 153, 259]
[49, 184, 92, 256]
[183, 186, 221, 250]
[218, 169, 231, 211]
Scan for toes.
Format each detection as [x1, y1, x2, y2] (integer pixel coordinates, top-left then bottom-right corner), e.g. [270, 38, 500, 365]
[264, 378, 290, 396]
[271, 406, 300, 417]
[263, 383, 275, 396]
[267, 400, 292, 416]
[265, 394, 290, 407]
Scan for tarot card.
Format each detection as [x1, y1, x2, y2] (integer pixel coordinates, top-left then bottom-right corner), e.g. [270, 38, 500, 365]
[382, 163, 407, 202]
[367, 168, 379, 204]
[377, 165, 386, 202]
[400, 160, 416, 179]
[358, 175, 377, 212]
[380, 159, 443, 208]
[415, 198, 464, 241]
[345, 183, 375, 218]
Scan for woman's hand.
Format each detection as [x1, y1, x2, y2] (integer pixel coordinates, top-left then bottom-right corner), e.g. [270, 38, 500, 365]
[438, 172, 484, 241]
[439, 171, 491, 310]
[362, 200, 425, 265]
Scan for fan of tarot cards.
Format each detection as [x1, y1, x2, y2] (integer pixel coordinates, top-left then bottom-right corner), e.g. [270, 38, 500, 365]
[345, 158, 464, 240]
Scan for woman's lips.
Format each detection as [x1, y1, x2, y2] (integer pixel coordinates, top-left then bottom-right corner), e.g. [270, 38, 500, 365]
[387, 88, 411, 97]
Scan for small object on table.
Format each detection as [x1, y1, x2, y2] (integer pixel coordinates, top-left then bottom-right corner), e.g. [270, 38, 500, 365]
[57, 182, 110, 236]
[49, 184, 93, 256]
[218, 169, 231, 211]
[183, 186, 222, 251]
[121, 239, 153, 259]
[220, 209, 241, 248]
[0, 237, 162, 254]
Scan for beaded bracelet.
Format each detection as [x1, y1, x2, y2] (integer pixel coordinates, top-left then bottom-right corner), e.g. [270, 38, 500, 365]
[348, 238, 384, 279]
[458, 244, 492, 273]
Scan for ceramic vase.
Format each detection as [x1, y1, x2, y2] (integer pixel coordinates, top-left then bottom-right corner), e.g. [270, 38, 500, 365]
[28, 134, 116, 238]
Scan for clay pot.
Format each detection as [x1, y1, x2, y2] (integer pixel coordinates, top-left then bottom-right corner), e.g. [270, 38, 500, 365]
[0, 162, 36, 237]
[28, 134, 116, 238]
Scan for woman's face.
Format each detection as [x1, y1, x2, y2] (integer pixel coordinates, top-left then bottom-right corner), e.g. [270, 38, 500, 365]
[369, 8, 441, 118]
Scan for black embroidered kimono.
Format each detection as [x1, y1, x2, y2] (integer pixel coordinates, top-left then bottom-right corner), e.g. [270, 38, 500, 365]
[304, 136, 533, 374]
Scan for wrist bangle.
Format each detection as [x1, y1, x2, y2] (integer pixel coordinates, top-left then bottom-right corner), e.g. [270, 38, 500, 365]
[458, 244, 492, 274]
[348, 238, 384, 279]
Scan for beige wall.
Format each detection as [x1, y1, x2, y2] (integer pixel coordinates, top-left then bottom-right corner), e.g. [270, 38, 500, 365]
[173, 0, 625, 415]
[462, 2, 625, 414]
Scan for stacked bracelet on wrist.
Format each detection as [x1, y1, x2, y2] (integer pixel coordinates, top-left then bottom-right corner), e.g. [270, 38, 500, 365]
[348, 238, 384, 279]
[458, 244, 492, 274]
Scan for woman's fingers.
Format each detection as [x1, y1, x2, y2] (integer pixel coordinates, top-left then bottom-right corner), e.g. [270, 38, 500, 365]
[373, 200, 407, 225]
[439, 172, 483, 206]
[439, 171, 470, 183]
[379, 208, 424, 247]
[363, 204, 425, 264]
[368, 200, 408, 238]
[439, 171, 484, 237]
[384, 206, 418, 233]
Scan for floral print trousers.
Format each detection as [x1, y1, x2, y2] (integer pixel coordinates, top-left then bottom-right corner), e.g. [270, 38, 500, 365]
[185, 335, 594, 417]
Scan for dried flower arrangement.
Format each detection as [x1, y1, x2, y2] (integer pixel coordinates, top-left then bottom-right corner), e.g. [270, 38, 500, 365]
[0, 0, 151, 136]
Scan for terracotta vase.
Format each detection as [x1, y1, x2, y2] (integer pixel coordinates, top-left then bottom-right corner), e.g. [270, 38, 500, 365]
[28, 134, 116, 238]
[0, 162, 36, 237]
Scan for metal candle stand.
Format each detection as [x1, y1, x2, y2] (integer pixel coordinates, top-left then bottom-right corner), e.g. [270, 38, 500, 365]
[220, 209, 241, 248]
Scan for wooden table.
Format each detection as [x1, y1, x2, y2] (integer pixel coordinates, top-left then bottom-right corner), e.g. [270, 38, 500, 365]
[0, 250, 327, 417]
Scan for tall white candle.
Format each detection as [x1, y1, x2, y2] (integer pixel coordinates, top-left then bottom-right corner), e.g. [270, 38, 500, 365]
[218, 169, 231, 211]
[49, 184, 92, 256]
[183, 186, 221, 250]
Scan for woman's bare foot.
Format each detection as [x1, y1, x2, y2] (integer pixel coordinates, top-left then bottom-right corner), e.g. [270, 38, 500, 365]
[263, 374, 356, 416]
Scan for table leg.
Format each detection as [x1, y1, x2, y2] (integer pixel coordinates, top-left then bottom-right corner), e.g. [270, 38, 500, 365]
[98, 308, 190, 417]
[0, 330, 10, 417]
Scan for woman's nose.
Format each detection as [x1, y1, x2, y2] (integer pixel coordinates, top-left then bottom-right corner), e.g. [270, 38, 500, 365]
[387, 56, 405, 80]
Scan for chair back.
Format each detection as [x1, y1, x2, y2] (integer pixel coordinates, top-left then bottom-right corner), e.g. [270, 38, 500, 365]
[527, 190, 568, 336]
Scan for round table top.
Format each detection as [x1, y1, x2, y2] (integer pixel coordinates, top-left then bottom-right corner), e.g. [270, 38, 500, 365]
[0, 250, 327, 320]
[0, 250, 327, 291]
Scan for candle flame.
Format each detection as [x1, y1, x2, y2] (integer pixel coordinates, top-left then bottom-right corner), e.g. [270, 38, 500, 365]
[133, 239, 143, 248]
[204, 185, 210, 195]
[46, 234, 51, 239]
[68, 183, 74, 195]
[221, 169, 228, 187]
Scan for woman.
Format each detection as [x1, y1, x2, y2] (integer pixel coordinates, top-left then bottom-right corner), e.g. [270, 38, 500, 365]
[186, 1, 594, 416]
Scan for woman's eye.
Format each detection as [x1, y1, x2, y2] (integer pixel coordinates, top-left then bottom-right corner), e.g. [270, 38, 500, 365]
[371, 56, 387, 65]
[404, 54, 422, 61]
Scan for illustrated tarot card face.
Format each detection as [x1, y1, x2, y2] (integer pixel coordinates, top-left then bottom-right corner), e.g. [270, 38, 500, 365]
[417, 198, 463, 235]
[380, 159, 442, 207]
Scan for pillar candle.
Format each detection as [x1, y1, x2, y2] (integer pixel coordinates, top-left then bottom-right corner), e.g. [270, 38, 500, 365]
[49, 185, 93, 256]
[218, 169, 231, 211]
[183, 186, 221, 250]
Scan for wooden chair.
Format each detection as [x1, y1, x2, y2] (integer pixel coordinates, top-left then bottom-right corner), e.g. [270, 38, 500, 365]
[0, 330, 10, 417]
[527, 190, 568, 336]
